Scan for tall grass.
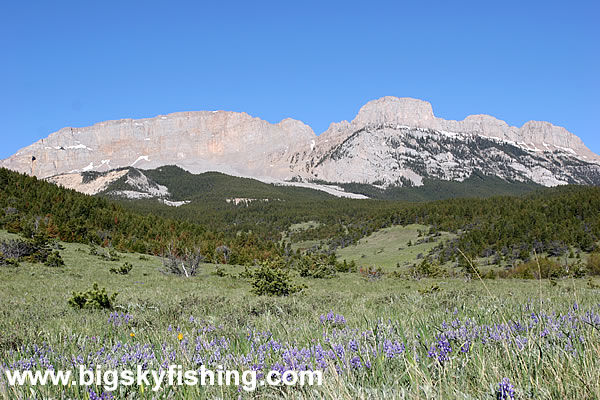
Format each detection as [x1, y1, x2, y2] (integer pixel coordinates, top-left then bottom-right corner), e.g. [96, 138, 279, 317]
[1, 234, 599, 399]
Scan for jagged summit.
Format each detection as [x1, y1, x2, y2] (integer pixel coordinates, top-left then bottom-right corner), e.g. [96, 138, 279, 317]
[340, 96, 597, 161]
[1, 97, 599, 193]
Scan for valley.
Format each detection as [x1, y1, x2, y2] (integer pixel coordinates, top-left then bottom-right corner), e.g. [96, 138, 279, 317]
[1, 99, 600, 399]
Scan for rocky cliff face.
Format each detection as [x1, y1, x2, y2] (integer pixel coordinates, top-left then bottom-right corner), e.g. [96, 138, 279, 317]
[2, 97, 599, 190]
[286, 97, 600, 187]
[312, 97, 598, 162]
[291, 125, 600, 187]
[2, 111, 316, 180]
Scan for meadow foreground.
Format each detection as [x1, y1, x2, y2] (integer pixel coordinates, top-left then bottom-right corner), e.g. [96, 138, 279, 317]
[1, 233, 599, 399]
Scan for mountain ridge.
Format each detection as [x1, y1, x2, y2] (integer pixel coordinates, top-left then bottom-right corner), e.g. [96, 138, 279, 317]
[2, 96, 599, 190]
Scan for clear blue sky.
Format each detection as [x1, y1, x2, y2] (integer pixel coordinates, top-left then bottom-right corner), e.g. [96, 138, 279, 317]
[1, 0, 599, 159]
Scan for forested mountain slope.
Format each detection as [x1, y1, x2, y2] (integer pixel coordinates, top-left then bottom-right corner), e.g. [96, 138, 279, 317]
[1, 168, 598, 267]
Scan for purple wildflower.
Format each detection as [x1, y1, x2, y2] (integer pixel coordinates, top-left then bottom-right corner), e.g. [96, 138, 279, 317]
[320, 311, 346, 327]
[350, 356, 362, 369]
[496, 378, 515, 400]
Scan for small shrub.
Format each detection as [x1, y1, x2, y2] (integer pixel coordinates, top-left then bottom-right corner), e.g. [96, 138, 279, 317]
[109, 262, 132, 275]
[418, 284, 441, 295]
[547, 241, 568, 257]
[482, 269, 497, 279]
[358, 266, 384, 281]
[251, 261, 304, 296]
[587, 253, 600, 276]
[214, 245, 231, 264]
[238, 266, 253, 279]
[0, 256, 19, 267]
[570, 261, 586, 278]
[90, 244, 121, 261]
[44, 251, 64, 267]
[68, 283, 117, 310]
[161, 245, 204, 277]
[0, 239, 39, 260]
[336, 259, 357, 273]
[297, 254, 337, 279]
[458, 254, 481, 278]
[89, 244, 99, 256]
[500, 257, 566, 279]
[411, 259, 443, 279]
[50, 240, 65, 251]
[389, 270, 406, 279]
[0, 237, 53, 264]
[213, 265, 228, 277]
[102, 248, 121, 262]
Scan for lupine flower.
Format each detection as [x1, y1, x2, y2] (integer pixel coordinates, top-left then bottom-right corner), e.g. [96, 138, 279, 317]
[6, 303, 600, 395]
[350, 356, 362, 369]
[107, 312, 132, 328]
[428, 336, 452, 362]
[496, 378, 515, 400]
[88, 388, 113, 400]
[460, 341, 470, 353]
[320, 311, 346, 326]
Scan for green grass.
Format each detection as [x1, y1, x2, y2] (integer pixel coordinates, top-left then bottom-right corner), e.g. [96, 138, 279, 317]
[336, 224, 456, 271]
[288, 221, 322, 232]
[285, 221, 324, 251]
[288, 239, 322, 252]
[1, 230, 600, 399]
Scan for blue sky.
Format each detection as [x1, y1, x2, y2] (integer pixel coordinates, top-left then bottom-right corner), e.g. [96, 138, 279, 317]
[1, 0, 599, 159]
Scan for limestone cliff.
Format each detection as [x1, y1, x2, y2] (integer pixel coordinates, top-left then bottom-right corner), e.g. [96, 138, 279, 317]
[2, 97, 598, 189]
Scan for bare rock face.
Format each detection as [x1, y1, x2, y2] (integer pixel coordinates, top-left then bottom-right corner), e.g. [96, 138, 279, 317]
[46, 170, 129, 195]
[284, 97, 600, 187]
[1, 111, 316, 179]
[352, 97, 439, 129]
[1, 96, 598, 190]
[336, 97, 598, 161]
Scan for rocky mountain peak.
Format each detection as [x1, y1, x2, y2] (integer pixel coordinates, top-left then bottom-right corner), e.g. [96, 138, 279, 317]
[519, 120, 588, 154]
[352, 97, 437, 129]
[338, 96, 599, 162]
[276, 118, 316, 139]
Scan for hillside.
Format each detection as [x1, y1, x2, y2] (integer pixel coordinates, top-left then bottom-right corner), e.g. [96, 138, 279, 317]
[0, 167, 280, 263]
[2, 167, 599, 268]
[49, 165, 541, 205]
[100, 165, 336, 202]
[322, 171, 541, 201]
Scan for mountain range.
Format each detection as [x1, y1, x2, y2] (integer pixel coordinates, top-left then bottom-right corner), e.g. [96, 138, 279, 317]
[2, 96, 599, 198]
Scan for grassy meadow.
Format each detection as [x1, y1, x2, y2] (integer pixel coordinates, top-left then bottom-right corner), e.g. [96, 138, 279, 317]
[1, 229, 600, 399]
[336, 224, 456, 271]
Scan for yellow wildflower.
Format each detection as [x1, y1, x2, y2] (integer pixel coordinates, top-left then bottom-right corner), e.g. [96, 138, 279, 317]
[178, 333, 184, 341]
